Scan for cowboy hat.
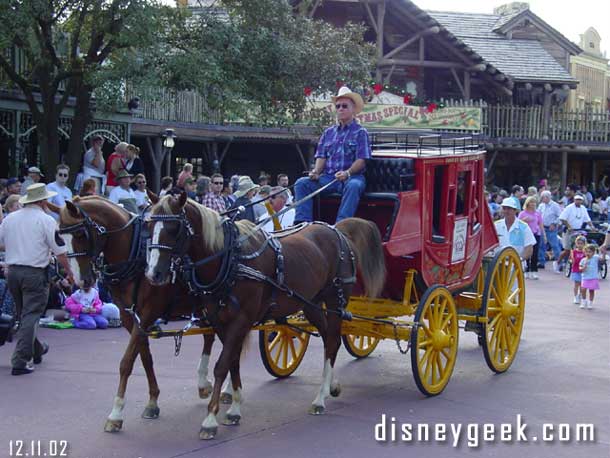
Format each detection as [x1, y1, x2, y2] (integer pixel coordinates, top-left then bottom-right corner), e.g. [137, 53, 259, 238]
[115, 169, 133, 180]
[332, 86, 364, 114]
[234, 176, 259, 198]
[19, 183, 57, 205]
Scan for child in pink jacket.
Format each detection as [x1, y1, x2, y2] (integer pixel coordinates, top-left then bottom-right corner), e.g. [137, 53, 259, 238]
[64, 283, 108, 329]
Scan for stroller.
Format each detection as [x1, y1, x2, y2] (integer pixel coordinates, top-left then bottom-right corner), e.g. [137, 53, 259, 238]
[563, 225, 608, 279]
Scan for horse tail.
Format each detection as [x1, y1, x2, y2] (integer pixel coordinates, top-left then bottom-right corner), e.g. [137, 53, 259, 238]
[335, 218, 386, 298]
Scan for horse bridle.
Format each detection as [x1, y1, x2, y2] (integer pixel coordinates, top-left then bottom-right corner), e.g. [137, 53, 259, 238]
[59, 205, 139, 274]
[147, 211, 195, 276]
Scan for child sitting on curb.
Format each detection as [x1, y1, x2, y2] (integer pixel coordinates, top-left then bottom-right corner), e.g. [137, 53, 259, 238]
[65, 280, 108, 329]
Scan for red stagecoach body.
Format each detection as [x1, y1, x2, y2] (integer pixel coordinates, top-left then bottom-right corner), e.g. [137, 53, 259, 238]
[317, 135, 499, 299]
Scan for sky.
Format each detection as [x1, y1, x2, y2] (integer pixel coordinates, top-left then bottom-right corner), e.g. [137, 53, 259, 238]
[416, 0, 610, 55]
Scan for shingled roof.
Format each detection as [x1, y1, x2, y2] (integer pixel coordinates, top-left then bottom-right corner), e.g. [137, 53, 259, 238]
[426, 9, 579, 85]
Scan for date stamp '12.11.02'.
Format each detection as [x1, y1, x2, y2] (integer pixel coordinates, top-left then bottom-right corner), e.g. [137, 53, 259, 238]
[8, 440, 69, 457]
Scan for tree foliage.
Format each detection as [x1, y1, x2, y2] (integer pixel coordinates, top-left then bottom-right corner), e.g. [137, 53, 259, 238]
[0, 0, 375, 175]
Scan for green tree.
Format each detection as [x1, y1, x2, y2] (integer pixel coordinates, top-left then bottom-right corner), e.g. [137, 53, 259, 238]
[0, 0, 178, 178]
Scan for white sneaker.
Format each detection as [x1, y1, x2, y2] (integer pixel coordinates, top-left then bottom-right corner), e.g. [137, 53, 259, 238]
[532, 273, 539, 280]
[580, 299, 587, 309]
[586, 301, 593, 310]
[525, 272, 530, 279]
[553, 261, 560, 274]
[573, 295, 580, 304]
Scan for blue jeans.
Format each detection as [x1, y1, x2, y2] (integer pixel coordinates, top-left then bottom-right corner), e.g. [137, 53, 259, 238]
[294, 173, 366, 223]
[538, 227, 562, 265]
[541, 227, 561, 263]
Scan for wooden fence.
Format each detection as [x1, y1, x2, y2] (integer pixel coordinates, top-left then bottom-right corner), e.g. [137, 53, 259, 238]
[128, 88, 610, 144]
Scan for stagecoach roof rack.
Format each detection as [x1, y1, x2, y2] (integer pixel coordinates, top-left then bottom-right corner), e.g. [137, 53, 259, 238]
[370, 132, 483, 157]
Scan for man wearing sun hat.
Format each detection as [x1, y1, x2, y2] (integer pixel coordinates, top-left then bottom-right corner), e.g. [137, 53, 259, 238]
[294, 86, 371, 223]
[228, 176, 260, 223]
[0, 183, 75, 375]
[108, 169, 137, 214]
[494, 197, 536, 259]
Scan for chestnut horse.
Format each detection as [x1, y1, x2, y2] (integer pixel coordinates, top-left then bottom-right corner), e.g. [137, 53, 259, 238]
[146, 193, 386, 439]
[58, 196, 220, 432]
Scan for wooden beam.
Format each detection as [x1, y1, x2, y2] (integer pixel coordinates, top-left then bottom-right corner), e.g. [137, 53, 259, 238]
[363, 1, 377, 34]
[379, 58, 464, 69]
[384, 64, 396, 84]
[375, 1, 386, 82]
[308, 0, 322, 18]
[294, 144, 308, 171]
[464, 70, 471, 100]
[468, 63, 487, 72]
[450, 67, 466, 99]
[382, 26, 439, 60]
[560, 150, 568, 191]
[419, 37, 425, 60]
[218, 138, 233, 165]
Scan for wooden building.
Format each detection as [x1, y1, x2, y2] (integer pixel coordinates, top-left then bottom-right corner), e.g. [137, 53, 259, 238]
[568, 27, 610, 111]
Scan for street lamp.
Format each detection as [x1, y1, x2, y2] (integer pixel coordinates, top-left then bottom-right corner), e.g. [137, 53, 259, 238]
[162, 128, 176, 149]
[161, 128, 177, 177]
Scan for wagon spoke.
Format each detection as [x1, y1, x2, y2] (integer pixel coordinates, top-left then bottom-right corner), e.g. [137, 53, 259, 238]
[435, 352, 444, 382]
[489, 312, 502, 330]
[440, 312, 451, 331]
[428, 351, 438, 384]
[440, 347, 452, 361]
[288, 336, 298, 361]
[507, 267, 517, 291]
[419, 339, 432, 348]
[282, 339, 288, 368]
[437, 297, 448, 328]
[507, 287, 521, 303]
[421, 323, 433, 338]
[420, 347, 433, 375]
[269, 333, 282, 353]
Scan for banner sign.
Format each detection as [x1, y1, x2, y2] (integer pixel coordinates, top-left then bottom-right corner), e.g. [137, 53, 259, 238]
[310, 102, 481, 131]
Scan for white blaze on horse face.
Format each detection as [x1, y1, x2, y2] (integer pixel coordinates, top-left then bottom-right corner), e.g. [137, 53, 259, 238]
[145, 221, 164, 280]
[62, 234, 82, 285]
[312, 359, 333, 409]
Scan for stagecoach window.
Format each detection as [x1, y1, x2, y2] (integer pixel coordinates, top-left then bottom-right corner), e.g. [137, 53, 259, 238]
[456, 171, 469, 216]
[432, 166, 446, 238]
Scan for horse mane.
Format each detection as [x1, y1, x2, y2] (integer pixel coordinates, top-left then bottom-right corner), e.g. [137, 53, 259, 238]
[59, 195, 131, 227]
[152, 196, 263, 253]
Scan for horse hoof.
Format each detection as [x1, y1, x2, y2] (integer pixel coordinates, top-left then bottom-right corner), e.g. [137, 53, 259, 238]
[142, 406, 160, 419]
[199, 426, 218, 440]
[198, 386, 213, 399]
[308, 405, 325, 416]
[220, 393, 232, 404]
[104, 419, 123, 433]
[330, 384, 341, 398]
[222, 414, 241, 426]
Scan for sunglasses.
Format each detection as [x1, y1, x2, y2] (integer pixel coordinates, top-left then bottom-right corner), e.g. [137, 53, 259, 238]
[137, 181, 146, 185]
[212, 181, 223, 185]
[335, 103, 350, 110]
[57, 173, 68, 177]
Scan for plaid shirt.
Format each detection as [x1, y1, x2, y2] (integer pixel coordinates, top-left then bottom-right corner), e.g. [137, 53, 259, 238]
[201, 192, 226, 213]
[315, 120, 371, 174]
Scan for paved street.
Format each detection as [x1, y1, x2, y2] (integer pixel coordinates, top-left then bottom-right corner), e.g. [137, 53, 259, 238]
[0, 269, 608, 458]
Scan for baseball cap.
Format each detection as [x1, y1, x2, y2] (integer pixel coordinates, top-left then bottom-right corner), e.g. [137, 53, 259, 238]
[28, 166, 43, 176]
[574, 194, 584, 201]
[501, 198, 519, 210]
[6, 177, 19, 186]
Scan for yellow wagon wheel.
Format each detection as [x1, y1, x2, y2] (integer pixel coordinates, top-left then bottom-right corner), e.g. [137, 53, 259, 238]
[259, 327, 310, 378]
[410, 285, 459, 396]
[480, 247, 525, 373]
[342, 334, 380, 359]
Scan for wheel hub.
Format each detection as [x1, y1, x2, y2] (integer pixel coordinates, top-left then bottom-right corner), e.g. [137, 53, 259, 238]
[431, 330, 452, 350]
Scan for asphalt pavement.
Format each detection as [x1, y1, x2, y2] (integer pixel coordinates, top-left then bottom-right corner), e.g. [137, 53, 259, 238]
[0, 268, 608, 458]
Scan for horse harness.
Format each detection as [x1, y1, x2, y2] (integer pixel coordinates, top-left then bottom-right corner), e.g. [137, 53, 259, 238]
[59, 205, 146, 285]
[146, 210, 358, 322]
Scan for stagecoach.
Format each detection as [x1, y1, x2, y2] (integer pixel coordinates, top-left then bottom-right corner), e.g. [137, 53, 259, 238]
[59, 133, 525, 439]
[153, 134, 524, 396]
